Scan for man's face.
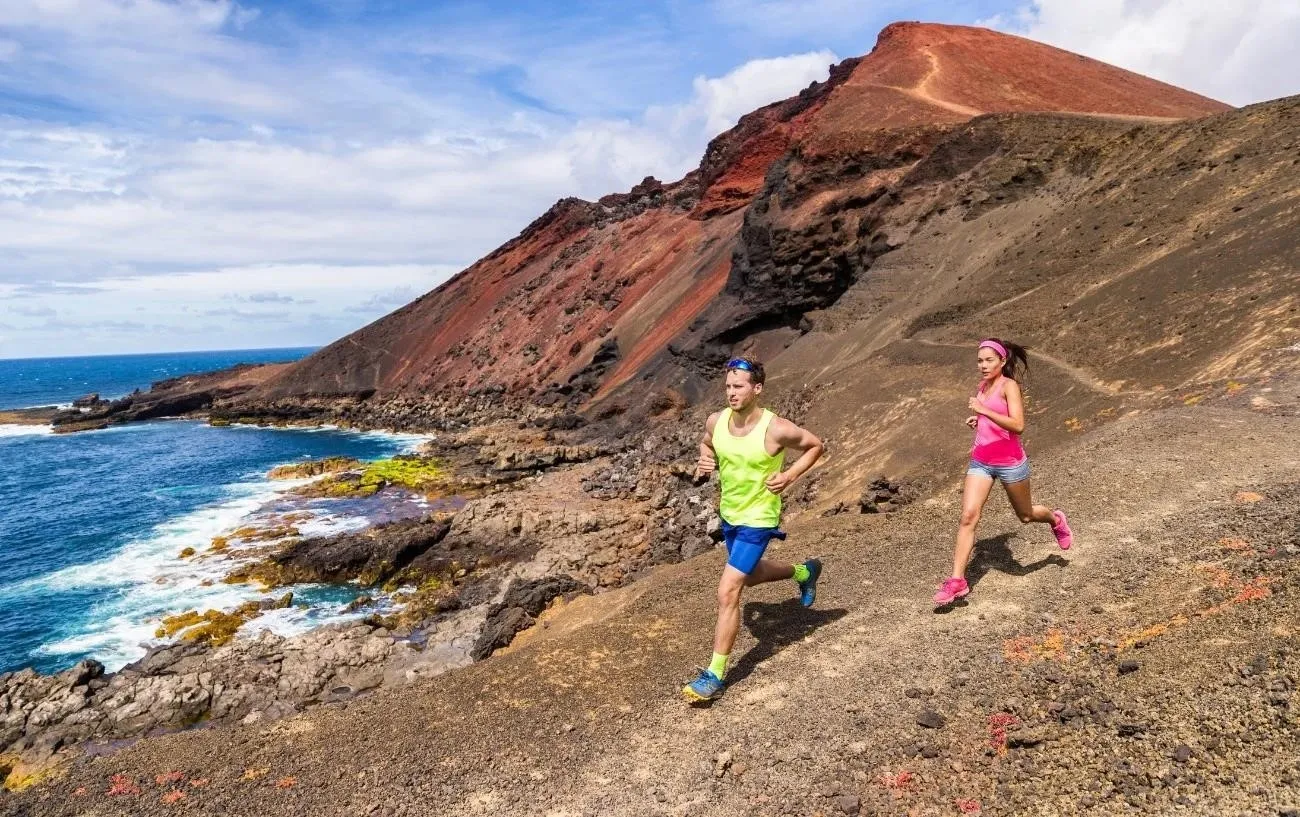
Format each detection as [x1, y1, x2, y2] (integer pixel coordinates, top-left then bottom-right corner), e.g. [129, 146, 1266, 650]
[725, 369, 761, 410]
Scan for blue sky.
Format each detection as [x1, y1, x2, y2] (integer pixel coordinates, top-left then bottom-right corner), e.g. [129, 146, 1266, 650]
[0, 0, 1296, 358]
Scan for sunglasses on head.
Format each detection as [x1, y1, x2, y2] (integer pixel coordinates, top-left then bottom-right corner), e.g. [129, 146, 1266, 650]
[725, 358, 755, 373]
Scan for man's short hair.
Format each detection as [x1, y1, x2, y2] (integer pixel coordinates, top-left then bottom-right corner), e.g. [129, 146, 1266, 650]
[726, 356, 765, 385]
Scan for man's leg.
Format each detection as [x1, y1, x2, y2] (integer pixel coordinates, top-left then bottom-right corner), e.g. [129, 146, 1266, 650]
[713, 565, 749, 658]
[683, 565, 747, 702]
[744, 558, 795, 586]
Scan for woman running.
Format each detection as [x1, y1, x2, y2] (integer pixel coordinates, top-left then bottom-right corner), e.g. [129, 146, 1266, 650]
[934, 338, 1073, 606]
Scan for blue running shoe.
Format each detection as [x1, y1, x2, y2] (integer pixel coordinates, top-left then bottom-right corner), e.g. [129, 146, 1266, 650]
[681, 668, 725, 703]
[798, 558, 822, 607]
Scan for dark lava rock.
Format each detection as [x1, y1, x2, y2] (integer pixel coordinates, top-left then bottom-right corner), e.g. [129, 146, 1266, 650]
[263, 516, 452, 585]
[916, 710, 946, 729]
[1118, 659, 1140, 675]
[68, 659, 105, 687]
[471, 575, 590, 659]
[833, 795, 861, 815]
[1117, 723, 1146, 737]
[1172, 745, 1193, 763]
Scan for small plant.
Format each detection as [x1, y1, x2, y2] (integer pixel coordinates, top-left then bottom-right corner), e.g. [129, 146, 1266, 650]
[106, 774, 141, 796]
[879, 769, 916, 793]
[161, 789, 187, 804]
[987, 712, 1020, 756]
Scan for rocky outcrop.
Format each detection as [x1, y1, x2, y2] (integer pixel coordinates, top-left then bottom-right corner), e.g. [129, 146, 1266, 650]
[229, 516, 454, 587]
[0, 611, 500, 780]
[471, 576, 591, 659]
[50, 362, 295, 432]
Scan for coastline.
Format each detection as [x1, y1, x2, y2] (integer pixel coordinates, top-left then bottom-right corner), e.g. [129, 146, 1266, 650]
[0, 404, 724, 788]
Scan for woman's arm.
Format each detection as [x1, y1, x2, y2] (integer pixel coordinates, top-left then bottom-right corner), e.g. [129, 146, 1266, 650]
[968, 379, 1025, 434]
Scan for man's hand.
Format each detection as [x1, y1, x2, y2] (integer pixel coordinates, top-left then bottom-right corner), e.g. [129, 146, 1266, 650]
[965, 415, 978, 430]
[695, 449, 717, 480]
[765, 471, 793, 495]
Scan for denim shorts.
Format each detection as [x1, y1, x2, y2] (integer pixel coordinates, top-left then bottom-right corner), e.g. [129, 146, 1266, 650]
[721, 520, 786, 574]
[967, 457, 1031, 484]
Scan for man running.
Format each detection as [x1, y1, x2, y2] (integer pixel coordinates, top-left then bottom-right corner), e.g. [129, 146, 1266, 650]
[682, 356, 825, 703]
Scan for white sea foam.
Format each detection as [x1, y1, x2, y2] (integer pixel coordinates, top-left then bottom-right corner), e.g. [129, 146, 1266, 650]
[225, 423, 430, 454]
[19, 425, 431, 671]
[0, 424, 53, 437]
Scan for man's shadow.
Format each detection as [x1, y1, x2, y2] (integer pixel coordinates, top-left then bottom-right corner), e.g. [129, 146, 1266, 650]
[723, 599, 848, 687]
[936, 532, 1069, 612]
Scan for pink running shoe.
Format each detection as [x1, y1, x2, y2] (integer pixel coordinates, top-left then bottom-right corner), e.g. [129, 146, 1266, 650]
[933, 577, 969, 605]
[1051, 510, 1073, 550]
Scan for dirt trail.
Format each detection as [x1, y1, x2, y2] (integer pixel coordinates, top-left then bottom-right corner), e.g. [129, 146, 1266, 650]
[10, 402, 1298, 817]
[908, 338, 1123, 397]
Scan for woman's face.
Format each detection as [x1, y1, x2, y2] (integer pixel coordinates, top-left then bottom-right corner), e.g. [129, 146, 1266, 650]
[977, 347, 1003, 380]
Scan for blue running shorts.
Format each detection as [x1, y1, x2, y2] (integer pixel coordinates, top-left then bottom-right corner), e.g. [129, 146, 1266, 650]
[721, 520, 786, 574]
[967, 457, 1031, 484]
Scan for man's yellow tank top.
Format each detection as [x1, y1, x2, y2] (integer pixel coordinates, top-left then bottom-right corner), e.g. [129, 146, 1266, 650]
[712, 407, 784, 528]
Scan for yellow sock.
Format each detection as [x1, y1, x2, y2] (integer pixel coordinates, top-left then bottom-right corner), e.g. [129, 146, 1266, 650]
[709, 652, 728, 680]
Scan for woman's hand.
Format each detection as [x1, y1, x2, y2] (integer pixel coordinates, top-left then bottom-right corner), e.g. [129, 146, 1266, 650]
[967, 397, 988, 416]
[965, 415, 978, 430]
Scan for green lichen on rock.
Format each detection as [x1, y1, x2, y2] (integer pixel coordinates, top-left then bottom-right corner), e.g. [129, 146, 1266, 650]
[358, 456, 446, 492]
[153, 601, 264, 646]
[296, 455, 447, 498]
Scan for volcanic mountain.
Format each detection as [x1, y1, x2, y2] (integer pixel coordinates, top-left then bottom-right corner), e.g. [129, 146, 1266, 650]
[240, 22, 1232, 418]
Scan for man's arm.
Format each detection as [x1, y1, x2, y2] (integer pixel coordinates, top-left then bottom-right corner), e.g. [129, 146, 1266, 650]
[764, 417, 824, 495]
[695, 411, 721, 481]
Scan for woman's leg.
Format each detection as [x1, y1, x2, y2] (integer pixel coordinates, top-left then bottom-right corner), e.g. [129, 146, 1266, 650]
[1002, 478, 1057, 524]
[953, 474, 996, 578]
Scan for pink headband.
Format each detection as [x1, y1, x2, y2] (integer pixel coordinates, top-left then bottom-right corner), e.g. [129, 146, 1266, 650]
[979, 339, 1007, 359]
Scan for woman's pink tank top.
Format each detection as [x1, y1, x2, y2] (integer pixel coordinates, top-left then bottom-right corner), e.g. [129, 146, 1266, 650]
[971, 378, 1027, 466]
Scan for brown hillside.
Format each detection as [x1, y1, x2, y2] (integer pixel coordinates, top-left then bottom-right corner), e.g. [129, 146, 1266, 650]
[241, 22, 1230, 415]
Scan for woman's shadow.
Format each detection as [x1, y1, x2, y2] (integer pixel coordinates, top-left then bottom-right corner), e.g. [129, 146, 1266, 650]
[935, 532, 1069, 612]
[722, 599, 848, 688]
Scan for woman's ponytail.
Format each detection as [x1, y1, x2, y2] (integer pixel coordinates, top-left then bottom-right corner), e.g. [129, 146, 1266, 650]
[988, 337, 1029, 380]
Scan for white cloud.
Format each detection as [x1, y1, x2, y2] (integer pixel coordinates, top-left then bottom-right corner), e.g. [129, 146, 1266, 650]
[0, 263, 452, 357]
[673, 51, 838, 136]
[0, 4, 836, 358]
[987, 0, 1300, 105]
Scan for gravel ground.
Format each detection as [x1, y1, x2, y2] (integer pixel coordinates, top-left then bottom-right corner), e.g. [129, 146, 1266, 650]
[4, 405, 1298, 817]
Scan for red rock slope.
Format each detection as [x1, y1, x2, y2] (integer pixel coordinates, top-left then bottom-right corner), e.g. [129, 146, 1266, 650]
[250, 22, 1228, 411]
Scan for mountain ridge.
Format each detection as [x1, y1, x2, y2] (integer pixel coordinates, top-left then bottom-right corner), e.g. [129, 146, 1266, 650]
[238, 21, 1231, 415]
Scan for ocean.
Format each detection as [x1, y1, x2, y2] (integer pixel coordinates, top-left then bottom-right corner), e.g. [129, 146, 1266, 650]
[0, 349, 427, 676]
